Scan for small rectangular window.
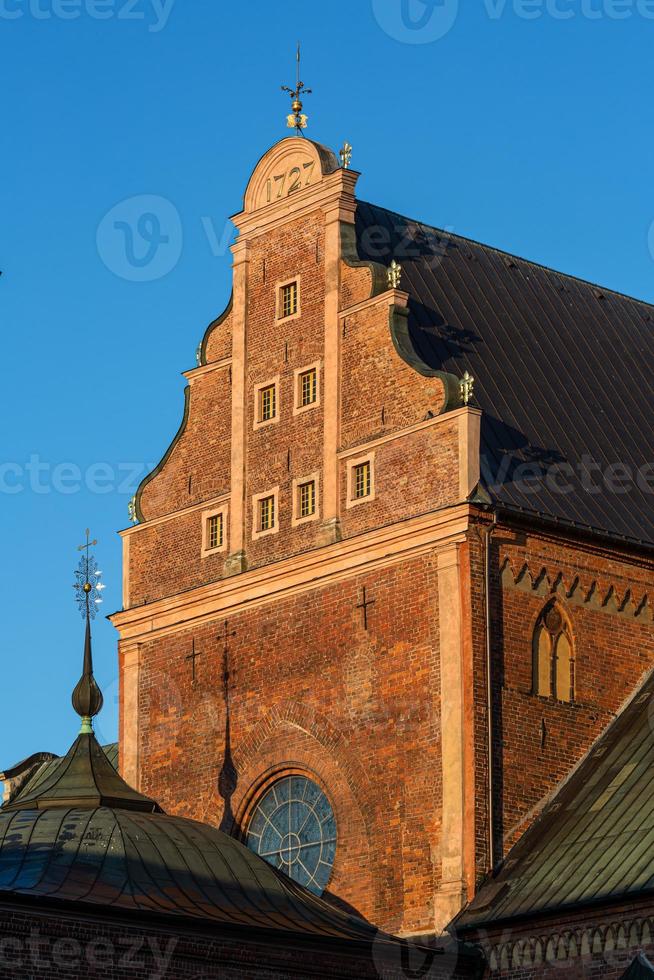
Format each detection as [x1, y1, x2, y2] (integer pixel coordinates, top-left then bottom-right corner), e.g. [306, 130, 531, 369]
[280, 281, 298, 319]
[207, 513, 223, 551]
[353, 461, 371, 500]
[259, 495, 275, 532]
[299, 368, 317, 408]
[298, 480, 316, 519]
[258, 384, 276, 423]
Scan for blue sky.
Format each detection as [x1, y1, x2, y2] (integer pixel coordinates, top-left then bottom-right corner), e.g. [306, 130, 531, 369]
[1, 0, 653, 764]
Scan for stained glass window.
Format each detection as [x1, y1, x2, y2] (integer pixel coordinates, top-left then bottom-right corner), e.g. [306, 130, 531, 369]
[246, 776, 336, 896]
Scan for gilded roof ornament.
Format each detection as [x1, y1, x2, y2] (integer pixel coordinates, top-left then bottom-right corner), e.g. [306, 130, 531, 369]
[387, 259, 402, 289]
[460, 371, 475, 406]
[282, 43, 311, 132]
[339, 142, 353, 170]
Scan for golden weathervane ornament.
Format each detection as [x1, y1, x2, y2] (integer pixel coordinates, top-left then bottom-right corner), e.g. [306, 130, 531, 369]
[282, 43, 311, 132]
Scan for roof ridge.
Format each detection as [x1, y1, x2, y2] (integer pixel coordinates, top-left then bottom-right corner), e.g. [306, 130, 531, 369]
[358, 199, 654, 315]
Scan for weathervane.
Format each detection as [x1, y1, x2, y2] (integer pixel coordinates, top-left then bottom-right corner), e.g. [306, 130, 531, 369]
[73, 529, 106, 621]
[71, 530, 106, 734]
[282, 43, 311, 133]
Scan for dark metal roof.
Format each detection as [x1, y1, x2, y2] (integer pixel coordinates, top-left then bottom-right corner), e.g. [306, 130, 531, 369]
[622, 954, 654, 979]
[2, 734, 160, 813]
[458, 671, 654, 928]
[0, 805, 380, 941]
[1, 743, 118, 808]
[355, 202, 654, 548]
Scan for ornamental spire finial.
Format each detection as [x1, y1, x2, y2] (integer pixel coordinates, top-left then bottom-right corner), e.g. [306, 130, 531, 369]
[71, 530, 105, 734]
[281, 43, 311, 133]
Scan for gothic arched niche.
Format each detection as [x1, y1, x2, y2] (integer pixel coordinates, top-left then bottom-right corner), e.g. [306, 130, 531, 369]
[532, 602, 575, 703]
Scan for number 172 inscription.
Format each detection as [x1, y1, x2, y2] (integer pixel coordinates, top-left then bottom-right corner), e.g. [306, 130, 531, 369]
[266, 161, 316, 202]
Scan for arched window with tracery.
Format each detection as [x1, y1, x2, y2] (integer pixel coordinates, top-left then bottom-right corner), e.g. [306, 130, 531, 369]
[533, 602, 575, 702]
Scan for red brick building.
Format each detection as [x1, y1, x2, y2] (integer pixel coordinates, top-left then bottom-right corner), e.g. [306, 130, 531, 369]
[109, 131, 654, 977]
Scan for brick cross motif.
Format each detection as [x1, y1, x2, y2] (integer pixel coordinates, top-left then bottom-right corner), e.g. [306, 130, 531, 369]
[186, 639, 202, 683]
[356, 587, 376, 631]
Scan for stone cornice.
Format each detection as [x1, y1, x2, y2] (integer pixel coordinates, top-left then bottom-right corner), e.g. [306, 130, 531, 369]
[182, 357, 232, 382]
[110, 504, 473, 642]
[338, 407, 481, 460]
[339, 288, 409, 320]
[119, 492, 231, 538]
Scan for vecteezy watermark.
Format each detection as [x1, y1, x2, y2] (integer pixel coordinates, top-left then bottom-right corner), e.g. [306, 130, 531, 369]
[97, 195, 183, 282]
[371, 0, 460, 44]
[0, 0, 175, 30]
[358, 220, 455, 272]
[0, 929, 177, 977]
[0, 456, 152, 495]
[97, 194, 234, 282]
[482, 452, 654, 497]
[372, 0, 654, 43]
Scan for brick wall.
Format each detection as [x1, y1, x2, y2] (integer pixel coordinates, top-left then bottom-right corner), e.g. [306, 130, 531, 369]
[489, 527, 654, 856]
[0, 903, 476, 979]
[134, 556, 443, 936]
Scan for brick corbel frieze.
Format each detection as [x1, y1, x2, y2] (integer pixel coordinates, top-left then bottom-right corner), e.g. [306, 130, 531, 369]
[478, 914, 654, 972]
[500, 558, 653, 623]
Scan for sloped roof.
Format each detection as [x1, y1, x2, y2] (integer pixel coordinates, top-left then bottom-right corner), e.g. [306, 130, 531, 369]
[3, 734, 159, 813]
[0, 804, 382, 942]
[622, 954, 654, 979]
[355, 202, 654, 548]
[458, 671, 654, 928]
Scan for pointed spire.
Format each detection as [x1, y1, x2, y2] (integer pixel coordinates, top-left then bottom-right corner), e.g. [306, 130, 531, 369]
[72, 615, 104, 734]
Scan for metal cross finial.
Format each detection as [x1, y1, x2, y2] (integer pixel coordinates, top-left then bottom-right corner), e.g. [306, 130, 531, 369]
[387, 260, 402, 290]
[73, 529, 105, 621]
[282, 43, 311, 133]
[340, 142, 353, 170]
[78, 528, 97, 559]
[460, 371, 475, 406]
